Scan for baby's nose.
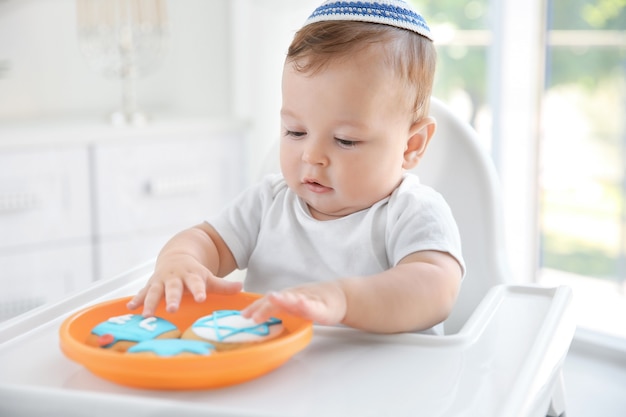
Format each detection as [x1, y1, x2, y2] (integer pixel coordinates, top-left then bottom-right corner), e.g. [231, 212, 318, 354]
[302, 140, 329, 166]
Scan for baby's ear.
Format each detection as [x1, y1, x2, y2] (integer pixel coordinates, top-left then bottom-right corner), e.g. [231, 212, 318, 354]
[402, 116, 436, 170]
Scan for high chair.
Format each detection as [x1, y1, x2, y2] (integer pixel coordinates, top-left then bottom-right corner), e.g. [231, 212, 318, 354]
[415, 97, 511, 334]
[424, 98, 570, 416]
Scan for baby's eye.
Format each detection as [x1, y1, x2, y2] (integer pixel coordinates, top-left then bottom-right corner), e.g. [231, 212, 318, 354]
[284, 130, 306, 138]
[336, 138, 358, 148]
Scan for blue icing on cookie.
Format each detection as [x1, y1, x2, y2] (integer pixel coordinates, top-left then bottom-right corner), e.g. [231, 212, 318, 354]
[91, 314, 177, 347]
[192, 310, 282, 342]
[127, 339, 215, 356]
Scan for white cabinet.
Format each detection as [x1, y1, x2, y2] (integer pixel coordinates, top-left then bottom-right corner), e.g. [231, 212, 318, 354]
[0, 244, 93, 321]
[93, 133, 242, 237]
[0, 121, 246, 320]
[92, 130, 244, 279]
[0, 148, 92, 249]
[0, 147, 93, 320]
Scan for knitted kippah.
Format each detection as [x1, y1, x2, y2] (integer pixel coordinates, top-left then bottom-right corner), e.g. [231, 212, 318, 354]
[304, 0, 432, 41]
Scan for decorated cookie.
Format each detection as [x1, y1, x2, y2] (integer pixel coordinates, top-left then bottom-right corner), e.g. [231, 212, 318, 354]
[182, 310, 284, 351]
[87, 314, 181, 352]
[126, 339, 216, 357]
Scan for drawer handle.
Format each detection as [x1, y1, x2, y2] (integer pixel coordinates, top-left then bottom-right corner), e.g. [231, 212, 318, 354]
[0, 192, 41, 213]
[144, 176, 210, 197]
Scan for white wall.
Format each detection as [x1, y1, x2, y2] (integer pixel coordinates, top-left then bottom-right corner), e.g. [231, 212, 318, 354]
[0, 0, 233, 121]
[230, 0, 320, 182]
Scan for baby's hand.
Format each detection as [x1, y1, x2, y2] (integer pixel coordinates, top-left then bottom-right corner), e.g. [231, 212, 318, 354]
[241, 281, 347, 326]
[127, 253, 242, 316]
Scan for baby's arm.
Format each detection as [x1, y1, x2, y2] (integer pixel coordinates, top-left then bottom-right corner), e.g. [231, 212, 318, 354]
[242, 250, 461, 333]
[127, 223, 242, 316]
[339, 251, 461, 332]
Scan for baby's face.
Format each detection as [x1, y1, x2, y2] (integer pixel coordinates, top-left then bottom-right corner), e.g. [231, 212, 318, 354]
[280, 45, 415, 220]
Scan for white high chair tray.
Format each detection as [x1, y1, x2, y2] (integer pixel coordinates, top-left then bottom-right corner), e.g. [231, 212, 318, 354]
[0, 263, 574, 417]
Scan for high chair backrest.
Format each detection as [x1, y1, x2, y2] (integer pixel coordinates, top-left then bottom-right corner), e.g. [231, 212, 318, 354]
[416, 97, 510, 334]
[257, 97, 510, 335]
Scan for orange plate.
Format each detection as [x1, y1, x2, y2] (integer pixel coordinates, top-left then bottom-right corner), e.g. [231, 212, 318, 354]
[59, 292, 313, 390]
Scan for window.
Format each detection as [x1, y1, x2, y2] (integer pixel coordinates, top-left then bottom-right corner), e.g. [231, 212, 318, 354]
[411, 0, 626, 338]
[539, 0, 626, 338]
[410, 0, 493, 148]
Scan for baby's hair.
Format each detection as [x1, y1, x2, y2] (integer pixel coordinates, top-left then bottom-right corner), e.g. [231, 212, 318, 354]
[286, 21, 436, 121]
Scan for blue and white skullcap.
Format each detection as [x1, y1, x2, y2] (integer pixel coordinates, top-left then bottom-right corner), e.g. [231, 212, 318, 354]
[304, 0, 432, 41]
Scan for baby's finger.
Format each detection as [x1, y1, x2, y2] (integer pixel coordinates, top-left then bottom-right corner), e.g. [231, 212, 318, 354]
[126, 286, 148, 311]
[182, 273, 208, 303]
[142, 282, 165, 317]
[243, 294, 280, 323]
[240, 297, 266, 319]
[268, 291, 334, 324]
[269, 291, 312, 317]
[240, 297, 260, 318]
[164, 278, 184, 313]
[268, 291, 300, 307]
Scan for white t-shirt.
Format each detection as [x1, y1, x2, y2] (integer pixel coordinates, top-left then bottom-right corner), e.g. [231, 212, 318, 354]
[209, 173, 464, 294]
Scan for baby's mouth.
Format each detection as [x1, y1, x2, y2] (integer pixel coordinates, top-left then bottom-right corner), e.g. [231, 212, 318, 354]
[303, 179, 332, 193]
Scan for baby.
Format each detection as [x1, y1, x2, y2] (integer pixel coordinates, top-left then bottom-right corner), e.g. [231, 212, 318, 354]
[128, 0, 465, 334]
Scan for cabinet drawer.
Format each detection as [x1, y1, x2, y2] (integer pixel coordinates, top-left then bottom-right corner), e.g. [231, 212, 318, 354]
[0, 148, 91, 249]
[93, 133, 244, 237]
[0, 243, 93, 321]
[96, 231, 172, 280]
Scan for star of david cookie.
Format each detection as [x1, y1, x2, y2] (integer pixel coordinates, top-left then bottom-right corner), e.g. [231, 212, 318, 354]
[181, 310, 284, 351]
